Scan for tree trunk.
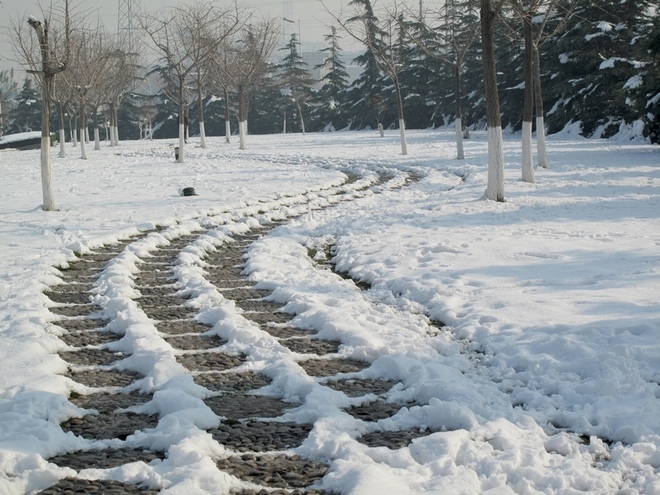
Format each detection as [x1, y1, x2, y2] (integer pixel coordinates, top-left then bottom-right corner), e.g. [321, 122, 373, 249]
[109, 104, 116, 147]
[93, 107, 101, 150]
[198, 85, 206, 148]
[40, 76, 56, 210]
[113, 106, 120, 146]
[238, 84, 248, 150]
[72, 115, 78, 146]
[295, 98, 306, 135]
[481, 0, 505, 202]
[57, 102, 66, 158]
[394, 78, 407, 155]
[224, 87, 231, 144]
[79, 98, 87, 159]
[454, 62, 465, 160]
[178, 81, 185, 163]
[184, 107, 190, 143]
[109, 103, 119, 146]
[521, 14, 535, 183]
[533, 41, 548, 168]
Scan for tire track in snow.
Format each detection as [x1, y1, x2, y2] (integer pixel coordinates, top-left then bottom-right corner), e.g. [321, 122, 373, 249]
[39, 169, 426, 494]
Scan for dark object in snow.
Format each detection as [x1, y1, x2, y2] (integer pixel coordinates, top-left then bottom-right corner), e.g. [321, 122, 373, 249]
[174, 146, 179, 160]
[181, 187, 196, 197]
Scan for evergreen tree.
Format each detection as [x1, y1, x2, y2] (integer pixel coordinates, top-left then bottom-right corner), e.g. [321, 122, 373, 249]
[117, 92, 142, 141]
[494, 6, 525, 131]
[249, 68, 289, 135]
[396, 16, 435, 130]
[8, 77, 42, 134]
[313, 26, 351, 131]
[342, 0, 389, 129]
[277, 33, 316, 133]
[543, 0, 655, 137]
[631, 7, 660, 143]
[0, 69, 18, 136]
[148, 63, 185, 139]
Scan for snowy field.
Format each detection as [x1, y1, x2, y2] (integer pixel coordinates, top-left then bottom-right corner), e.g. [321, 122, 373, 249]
[0, 128, 659, 494]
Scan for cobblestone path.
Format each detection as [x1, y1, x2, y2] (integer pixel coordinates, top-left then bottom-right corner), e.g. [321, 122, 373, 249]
[39, 171, 436, 494]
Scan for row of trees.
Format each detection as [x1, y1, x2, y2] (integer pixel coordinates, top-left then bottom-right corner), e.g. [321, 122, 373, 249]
[7, 0, 658, 209]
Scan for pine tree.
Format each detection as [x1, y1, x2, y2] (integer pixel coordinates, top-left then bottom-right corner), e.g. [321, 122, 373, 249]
[148, 63, 184, 139]
[277, 33, 316, 134]
[342, 0, 388, 130]
[396, 16, 435, 130]
[630, 6, 660, 143]
[313, 26, 351, 131]
[249, 69, 289, 135]
[429, 0, 481, 157]
[0, 69, 18, 136]
[543, 0, 655, 137]
[8, 77, 42, 134]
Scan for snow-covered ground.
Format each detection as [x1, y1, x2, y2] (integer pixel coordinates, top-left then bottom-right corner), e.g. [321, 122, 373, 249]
[0, 129, 658, 494]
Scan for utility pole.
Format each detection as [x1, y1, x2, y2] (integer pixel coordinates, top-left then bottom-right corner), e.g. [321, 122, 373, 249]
[118, 0, 139, 48]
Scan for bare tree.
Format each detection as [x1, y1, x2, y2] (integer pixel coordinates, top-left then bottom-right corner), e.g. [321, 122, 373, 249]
[219, 19, 280, 150]
[134, 93, 158, 139]
[182, 3, 242, 148]
[51, 72, 74, 157]
[506, 0, 577, 171]
[481, 0, 506, 202]
[508, 0, 537, 183]
[103, 45, 140, 147]
[210, 39, 237, 144]
[141, 2, 240, 161]
[398, 0, 481, 159]
[11, 2, 71, 211]
[436, 0, 480, 159]
[64, 27, 113, 159]
[335, 0, 410, 155]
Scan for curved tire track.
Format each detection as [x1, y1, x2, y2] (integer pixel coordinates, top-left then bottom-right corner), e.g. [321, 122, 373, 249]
[40, 170, 432, 494]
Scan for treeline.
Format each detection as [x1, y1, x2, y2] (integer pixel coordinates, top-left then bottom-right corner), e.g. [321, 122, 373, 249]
[2, 0, 658, 144]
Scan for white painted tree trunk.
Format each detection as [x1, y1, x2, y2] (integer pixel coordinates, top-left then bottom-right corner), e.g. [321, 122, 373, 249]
[239, 120, 247, 150]
[399, 119, 408, 156]
[485, 126, 505, 201]
[536, 116, 548, 168]
[94, 127, 101, 150]
[178, 123, 185, 163]
[59, 129, 66, 158]
[80, 127, 88, 160]
[282, 113, 287, 134]
[378, 123, 384, 137]
[113, 126, 119, 146]
[72, 128, 77, 147]
[41, 136, 56, 211]
[199, 122, 207, 149]
[455, 117, 465, 160]
[295, 100, 305, 135]
[225, 120, 231, 144]
[522, 121, 535, 183]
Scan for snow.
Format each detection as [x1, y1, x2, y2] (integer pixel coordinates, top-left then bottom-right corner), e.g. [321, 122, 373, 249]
[0, 131, 41, 145]
[1, 129, 659, 494]
[624, 75, 644, 90]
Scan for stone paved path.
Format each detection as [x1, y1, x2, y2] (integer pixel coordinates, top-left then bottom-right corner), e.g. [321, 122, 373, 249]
[39, 171, 437, 494]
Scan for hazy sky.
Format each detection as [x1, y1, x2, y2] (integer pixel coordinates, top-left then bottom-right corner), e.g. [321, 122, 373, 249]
[0, 0, 368, 73]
